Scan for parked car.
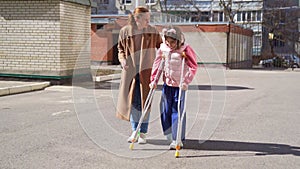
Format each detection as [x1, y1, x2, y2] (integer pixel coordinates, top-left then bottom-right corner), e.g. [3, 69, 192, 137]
[259, 55, 299, 68]
[259, 57, 285, 67]
[283, 54, 300, 68]
[259, 58, 274, 67]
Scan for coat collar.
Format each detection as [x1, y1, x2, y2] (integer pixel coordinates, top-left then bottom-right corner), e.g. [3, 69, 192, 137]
[124, 25, 152, 54]
[126, 25, 152, 37]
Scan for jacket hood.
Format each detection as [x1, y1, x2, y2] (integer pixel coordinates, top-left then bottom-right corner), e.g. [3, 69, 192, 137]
[160, 43, 188, 53]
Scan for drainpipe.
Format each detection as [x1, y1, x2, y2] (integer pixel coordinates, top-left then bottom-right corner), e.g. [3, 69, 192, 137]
[226, 22, 231, 69]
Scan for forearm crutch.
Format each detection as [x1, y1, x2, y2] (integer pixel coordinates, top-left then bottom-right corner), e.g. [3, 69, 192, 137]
[175, 52, 188, 158]
[129, 57, 165, 150]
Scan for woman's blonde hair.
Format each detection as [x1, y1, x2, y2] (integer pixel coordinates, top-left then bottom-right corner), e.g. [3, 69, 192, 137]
[128, 6, 149, 28]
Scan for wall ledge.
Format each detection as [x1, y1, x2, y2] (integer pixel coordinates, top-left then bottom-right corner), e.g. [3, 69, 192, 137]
[62, 0, 96, 7]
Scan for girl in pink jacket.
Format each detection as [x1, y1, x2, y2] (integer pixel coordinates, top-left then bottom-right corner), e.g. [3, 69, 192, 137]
[150, 26, 198, 149]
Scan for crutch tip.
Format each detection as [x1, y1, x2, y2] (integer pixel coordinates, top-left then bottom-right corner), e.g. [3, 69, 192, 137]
[175, 151, 180, 158]
[129, 143, 134, 150]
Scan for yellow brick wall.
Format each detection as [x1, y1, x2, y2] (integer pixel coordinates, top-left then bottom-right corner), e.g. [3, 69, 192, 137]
[0, 0, 91, 78]
[60, 1, 91, 76]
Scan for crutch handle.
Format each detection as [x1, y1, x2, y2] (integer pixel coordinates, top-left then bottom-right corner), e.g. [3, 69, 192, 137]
[182, 51, 187, 59]
[149, 82, 157, 89]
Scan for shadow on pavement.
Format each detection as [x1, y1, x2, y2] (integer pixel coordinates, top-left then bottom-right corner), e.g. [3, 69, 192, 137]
[188, 85, 254, 90]
[147, 139, 300, 157]
[94, 82, 254, 91]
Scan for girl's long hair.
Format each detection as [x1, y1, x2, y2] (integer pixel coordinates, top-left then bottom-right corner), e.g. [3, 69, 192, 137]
[128, 6, 149, 28]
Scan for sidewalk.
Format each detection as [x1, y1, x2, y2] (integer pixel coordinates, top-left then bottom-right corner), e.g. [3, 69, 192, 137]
[0, 80, 51, 97]
[0, 75, 121, 97]
[0, 65, 122, 97]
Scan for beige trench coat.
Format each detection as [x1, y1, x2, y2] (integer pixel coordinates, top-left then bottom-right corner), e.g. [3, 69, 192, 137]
[116, 25, 162, 121]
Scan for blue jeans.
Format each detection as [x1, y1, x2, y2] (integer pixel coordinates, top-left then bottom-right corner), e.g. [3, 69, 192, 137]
[160, 83, 186, 141]
[130, 74, 149, 133]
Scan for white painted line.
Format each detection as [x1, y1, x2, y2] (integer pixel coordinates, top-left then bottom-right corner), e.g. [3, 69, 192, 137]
[51, 110, 71, 116]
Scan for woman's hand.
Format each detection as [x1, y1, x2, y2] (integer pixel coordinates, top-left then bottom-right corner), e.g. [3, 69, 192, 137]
[121, 59, 129, 70]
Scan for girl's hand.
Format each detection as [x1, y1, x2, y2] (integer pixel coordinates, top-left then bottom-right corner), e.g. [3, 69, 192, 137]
[181, 83, 188, 90]
[149, 82, 157, 89]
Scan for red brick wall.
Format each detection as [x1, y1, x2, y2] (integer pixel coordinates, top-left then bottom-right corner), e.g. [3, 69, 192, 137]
[91, 24, 113, 62]
[196, 24, 253, 37]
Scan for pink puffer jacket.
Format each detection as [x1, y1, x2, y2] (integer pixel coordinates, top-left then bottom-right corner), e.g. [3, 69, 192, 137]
[151, 43, 198, 87]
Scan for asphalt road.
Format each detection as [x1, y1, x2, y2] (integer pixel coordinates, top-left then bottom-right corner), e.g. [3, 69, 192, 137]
[0, 68, 299, 169]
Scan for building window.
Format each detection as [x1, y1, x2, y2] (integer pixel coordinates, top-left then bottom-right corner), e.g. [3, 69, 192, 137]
[298, 18, 300, 32]
[191, 16, 199, 22]
[200, 12, 210, 22]
[97, 24, 104, 30]
[246, 12, 251, 21]
[237, 12, 242, 22]
[122, 0, 132, 5]
[213, 12, 218, 22]
[254, 35, 261, 46]
[257, 11, 262, 21]
[219, 12, 223, 22]
[242, 12, 246, 21]
[99, 0, 109, 4]
[252, 11, 257, 21]
[274, 35, 285, 47]
[145, 0, 156, 5]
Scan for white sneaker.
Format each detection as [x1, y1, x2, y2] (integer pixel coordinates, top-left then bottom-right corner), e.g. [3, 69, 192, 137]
[127, 131, 138, 143]
[169, 140, 183, 150]
[138, 133, 147, 144]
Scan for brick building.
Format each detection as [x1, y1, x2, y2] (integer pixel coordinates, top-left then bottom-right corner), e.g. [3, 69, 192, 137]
[0, 0, 92, 81]
[91, 16, 253, 68]
[93, 0, 299, 65]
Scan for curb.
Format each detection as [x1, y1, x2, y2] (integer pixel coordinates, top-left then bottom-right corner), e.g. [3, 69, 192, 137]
[0, 72, 120, 97]
[93, 73, 121, 82]
[0, 82, 51, 96]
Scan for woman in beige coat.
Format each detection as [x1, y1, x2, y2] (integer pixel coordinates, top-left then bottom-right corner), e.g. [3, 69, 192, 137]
[116, 6, 162, 144]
